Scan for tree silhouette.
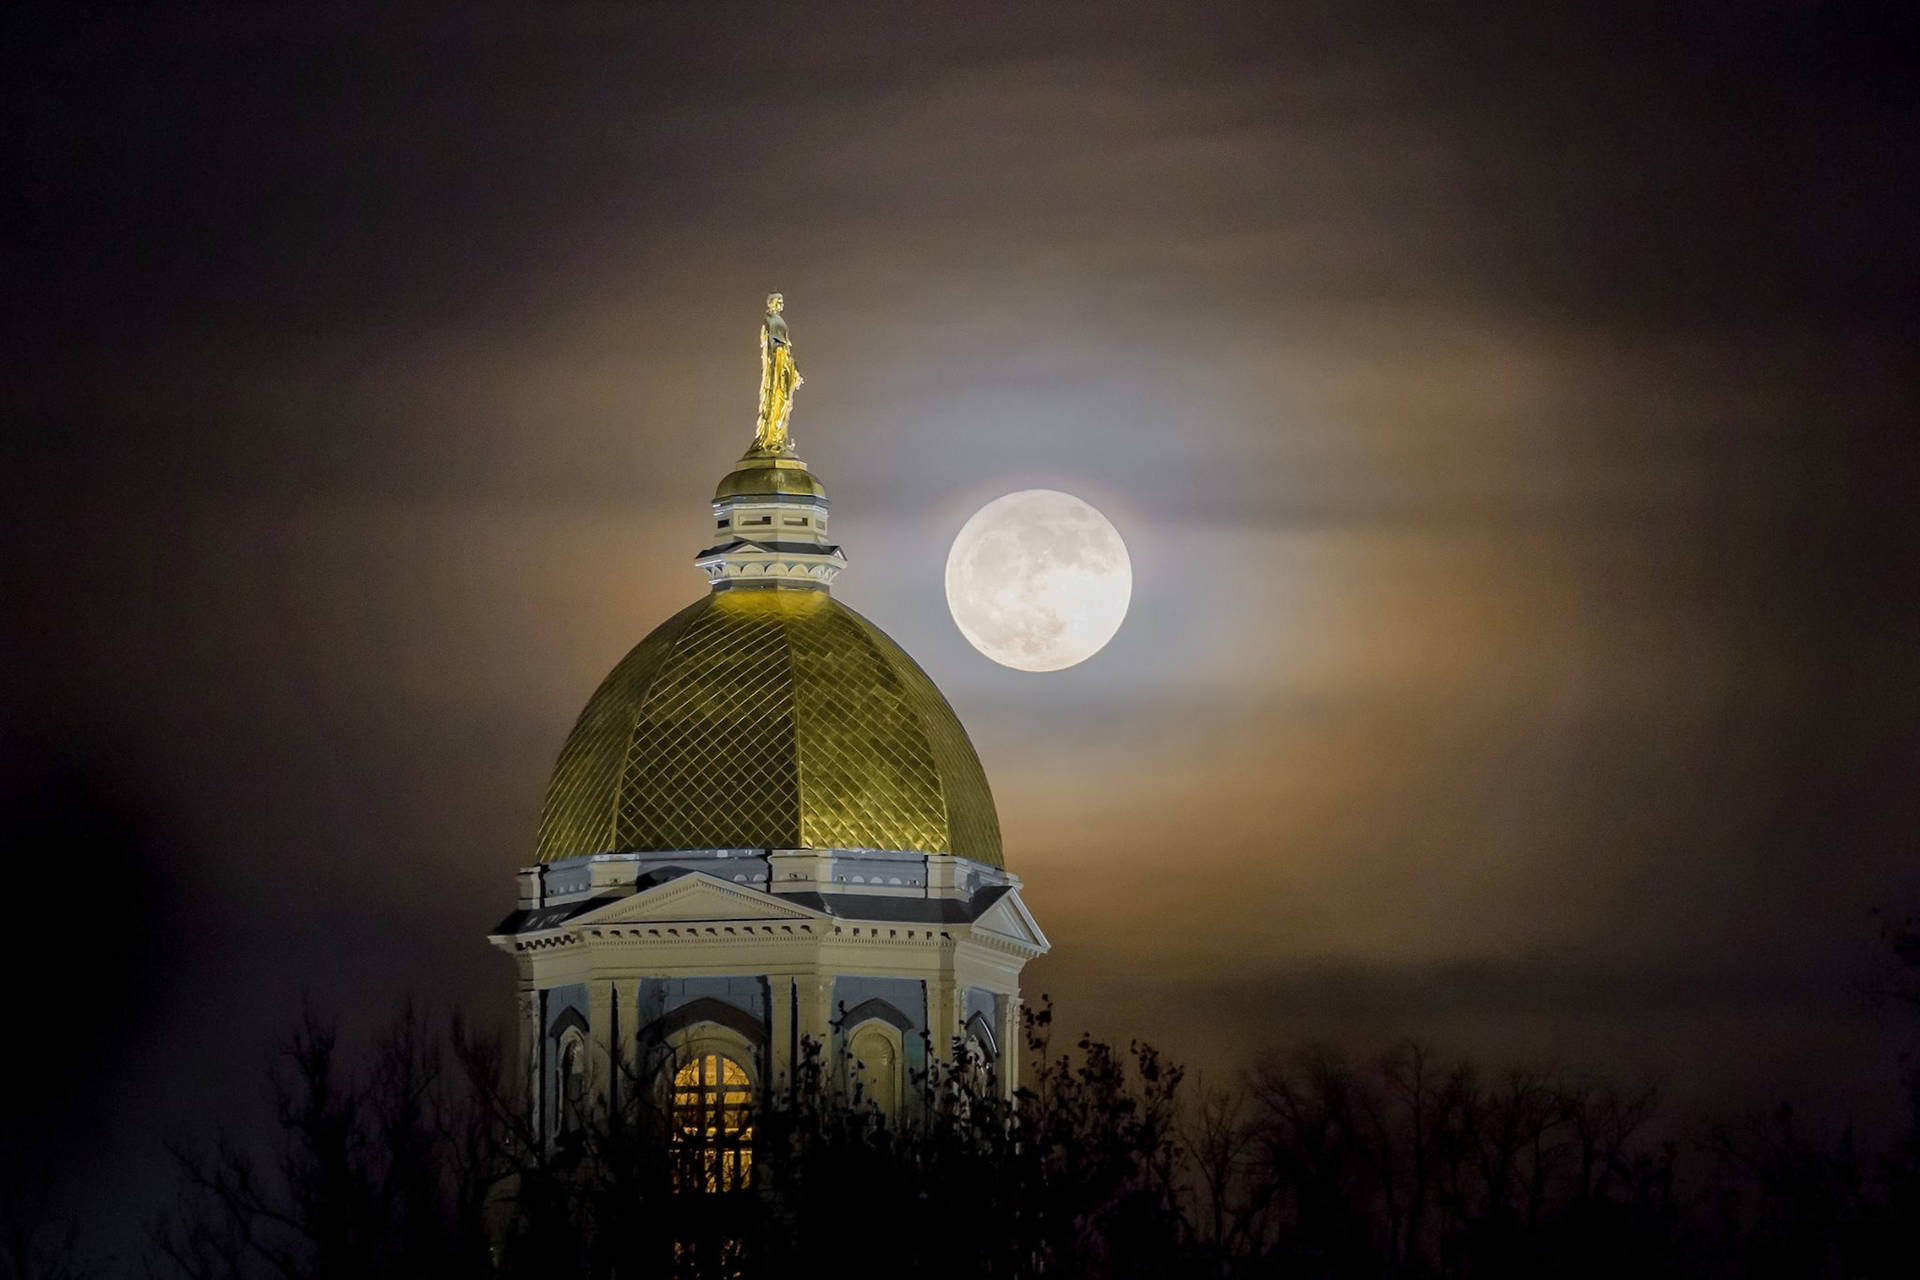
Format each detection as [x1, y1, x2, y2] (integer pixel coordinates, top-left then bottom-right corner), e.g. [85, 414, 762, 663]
[132, 911, 1920, 1280]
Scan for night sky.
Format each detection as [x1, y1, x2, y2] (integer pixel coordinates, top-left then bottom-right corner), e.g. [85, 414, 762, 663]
[6, 0, 1919, 1250]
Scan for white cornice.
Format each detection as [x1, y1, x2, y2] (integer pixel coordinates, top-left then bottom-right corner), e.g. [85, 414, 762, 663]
[489, 874, 1048, 962]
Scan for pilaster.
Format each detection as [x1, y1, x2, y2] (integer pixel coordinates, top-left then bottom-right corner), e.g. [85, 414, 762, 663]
[928, 976, 960, 1064]
[516, 982, 543, 1126]
[767, 972, 797, 1091]
[996, 992, 1022, 1097]
[586, 978, 616, 1106]
[796, 972, 834, 1078]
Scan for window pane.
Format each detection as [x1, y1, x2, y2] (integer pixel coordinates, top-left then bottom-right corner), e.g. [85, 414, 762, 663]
[671, 1052, 753, 1192]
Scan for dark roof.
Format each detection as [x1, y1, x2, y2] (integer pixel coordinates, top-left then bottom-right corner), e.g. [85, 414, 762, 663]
[490, 880, 1013, 936]
[694, 539, 845, 559]
[778, 884, 1012, 924]
[489, 893, 624, 937]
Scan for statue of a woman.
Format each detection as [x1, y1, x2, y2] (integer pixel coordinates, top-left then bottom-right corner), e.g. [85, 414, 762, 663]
[753, 293, 804, 453]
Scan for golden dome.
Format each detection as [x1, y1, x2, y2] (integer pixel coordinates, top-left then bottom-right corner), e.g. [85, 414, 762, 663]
[534, 588, 1002, 867]
[713, 454, 827, 501]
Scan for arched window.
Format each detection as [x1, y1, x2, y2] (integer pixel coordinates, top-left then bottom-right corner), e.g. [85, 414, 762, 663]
[959, 1012, 999, 1098]
[848, 1023, 901, 1116]
[672, 1052, 753, 1191]
[556, 1029, 588, 1136]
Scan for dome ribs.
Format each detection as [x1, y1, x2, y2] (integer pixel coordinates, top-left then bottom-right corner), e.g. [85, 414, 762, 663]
[533, 598, 707, 863]
[532, 591, 1002, 868]
[617, 593, 802, 851]
[789, 600, 948, 856]
[851, 609, 1003, 866]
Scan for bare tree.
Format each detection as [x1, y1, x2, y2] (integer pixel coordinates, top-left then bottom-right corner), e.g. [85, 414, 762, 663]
[145, 937, 1920, 1280]
[1, 1172, 96, 1280]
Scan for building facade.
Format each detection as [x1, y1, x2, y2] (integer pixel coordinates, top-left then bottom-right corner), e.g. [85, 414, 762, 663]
[489, 301, 1047, 1157]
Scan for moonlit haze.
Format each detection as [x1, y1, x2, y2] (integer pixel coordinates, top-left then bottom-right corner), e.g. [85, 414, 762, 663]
[945, 490, 1132, 672]
[5, 0, 1918, 1261]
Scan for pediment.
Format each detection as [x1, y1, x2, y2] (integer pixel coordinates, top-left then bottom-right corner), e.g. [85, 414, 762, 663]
[969, 889, 1051, 953]
[575, 873, 823, 926]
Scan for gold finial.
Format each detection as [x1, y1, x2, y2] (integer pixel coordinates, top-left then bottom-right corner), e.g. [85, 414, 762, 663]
[752, 292, 804, 454]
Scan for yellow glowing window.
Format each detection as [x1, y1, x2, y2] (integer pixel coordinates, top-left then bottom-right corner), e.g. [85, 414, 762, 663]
[672, 1053, 753, 1191]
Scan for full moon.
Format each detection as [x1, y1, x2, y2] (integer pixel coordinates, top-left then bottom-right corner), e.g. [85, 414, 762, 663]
[944, 489, 1132, 672]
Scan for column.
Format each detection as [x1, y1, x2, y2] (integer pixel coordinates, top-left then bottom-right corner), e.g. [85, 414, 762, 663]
[795, 972, 835, 1083]
[928, 976, 960, 1065]
[515, 983, 543, 1130]
[995, 992, 1022, 1097]
[586, 978, 616, 1108]
[767, 973, 796, 1090]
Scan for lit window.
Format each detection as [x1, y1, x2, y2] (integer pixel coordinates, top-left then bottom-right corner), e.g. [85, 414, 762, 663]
[672, 1053, 753, 1191]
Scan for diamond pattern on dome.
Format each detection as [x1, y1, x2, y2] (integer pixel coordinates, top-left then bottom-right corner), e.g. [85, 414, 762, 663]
[856, 619, 1003, 866]
[532, 589, 1002, 866]
[534, 599, 708, 864]
[616, 593, 801, 850]
[790, 602, 950, 853]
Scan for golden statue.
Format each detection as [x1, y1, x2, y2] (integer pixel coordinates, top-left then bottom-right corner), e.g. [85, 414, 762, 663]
[753, 292, 803, 454]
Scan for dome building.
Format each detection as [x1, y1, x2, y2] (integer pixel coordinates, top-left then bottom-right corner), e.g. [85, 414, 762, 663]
[489, 297, 1048, 1154]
